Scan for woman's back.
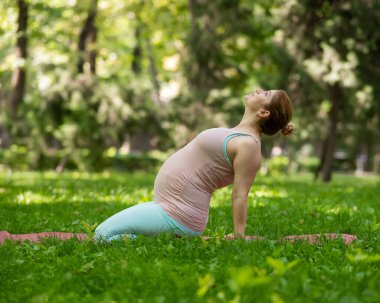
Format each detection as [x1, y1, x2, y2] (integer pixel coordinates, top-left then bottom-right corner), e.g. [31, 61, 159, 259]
[154, 127, 260, 232]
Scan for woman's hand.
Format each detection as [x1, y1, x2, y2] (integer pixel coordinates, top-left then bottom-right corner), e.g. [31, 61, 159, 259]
[224, 233, 245, 240]
[224, 234, 236, 240]
[224, 234, 265, 241]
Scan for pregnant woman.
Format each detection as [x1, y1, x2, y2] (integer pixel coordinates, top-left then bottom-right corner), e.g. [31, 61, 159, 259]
[0, 89, 356, 245]
[95, 88, 290, 241]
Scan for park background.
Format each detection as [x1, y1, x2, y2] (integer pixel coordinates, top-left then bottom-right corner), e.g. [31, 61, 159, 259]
[1, 1, 380, 303]
[0, 0, 379, 181]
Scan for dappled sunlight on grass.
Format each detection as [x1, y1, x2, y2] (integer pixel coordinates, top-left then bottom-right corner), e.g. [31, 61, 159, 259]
[210, 184, 289, 208]
[16, 191, 54, 205]
[252, 187, 288, 198]
[0, 172, 379, 303]
[322, 205, 358, 216]
[210, 187, 230, 208]
[207, 173, 380, 239]
[7, 187, 154, 206]
[1, 170, 155, 187]
[0, 171, 156, 207]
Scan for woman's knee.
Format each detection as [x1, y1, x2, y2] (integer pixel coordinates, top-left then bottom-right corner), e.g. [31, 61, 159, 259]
[94, 225, 137, 242]
[94, 225, 112, 242]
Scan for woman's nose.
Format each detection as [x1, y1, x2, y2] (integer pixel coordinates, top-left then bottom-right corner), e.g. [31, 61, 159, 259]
[256, 89, 263, 94]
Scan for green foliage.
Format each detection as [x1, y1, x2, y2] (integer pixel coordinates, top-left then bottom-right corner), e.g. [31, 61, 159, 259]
[0, 0, 379, 174]
[0, 144, 29, 170]
[0, 172, 379, 302]
[269, 0, 380, 170]
[105, 151, 164, 172]
[0, 144, 166, 172]
[265, 155, 290, 175]
[297, 156, 320, 173]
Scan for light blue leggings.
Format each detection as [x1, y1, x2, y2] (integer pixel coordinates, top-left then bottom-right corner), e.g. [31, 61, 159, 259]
[94, 201, 202, 241]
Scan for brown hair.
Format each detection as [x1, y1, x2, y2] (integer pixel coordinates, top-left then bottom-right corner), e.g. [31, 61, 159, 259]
[260, 90, 293, 136]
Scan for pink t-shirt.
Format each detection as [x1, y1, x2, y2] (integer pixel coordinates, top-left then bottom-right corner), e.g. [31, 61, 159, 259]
[154, 127, 260, 232]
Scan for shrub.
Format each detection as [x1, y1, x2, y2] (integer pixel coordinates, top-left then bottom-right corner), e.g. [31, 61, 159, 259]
[297, 156, 320, 172]
[265, 156, 290, 175]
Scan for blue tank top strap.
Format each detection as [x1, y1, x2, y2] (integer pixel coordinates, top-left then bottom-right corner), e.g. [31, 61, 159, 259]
[223, 133, 260, 166]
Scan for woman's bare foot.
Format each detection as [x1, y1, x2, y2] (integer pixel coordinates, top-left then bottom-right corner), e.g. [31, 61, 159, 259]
[201, 235, 265, 241]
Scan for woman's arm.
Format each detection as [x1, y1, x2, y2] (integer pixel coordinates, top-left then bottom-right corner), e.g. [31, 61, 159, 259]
[231, 138, 261, 236]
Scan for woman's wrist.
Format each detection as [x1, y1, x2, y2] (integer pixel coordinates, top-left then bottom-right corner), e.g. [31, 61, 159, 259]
[225, 233, 245, 239]
[233, 225, 245, 236]
[234, 232, 245, 238]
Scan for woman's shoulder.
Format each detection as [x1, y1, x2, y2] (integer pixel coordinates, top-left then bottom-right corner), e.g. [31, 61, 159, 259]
[235, 136, 261, 152]
[226, 134, 261, 166]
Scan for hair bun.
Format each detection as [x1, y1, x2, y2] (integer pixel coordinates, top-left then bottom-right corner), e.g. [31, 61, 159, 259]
[281, 124, 294, 136]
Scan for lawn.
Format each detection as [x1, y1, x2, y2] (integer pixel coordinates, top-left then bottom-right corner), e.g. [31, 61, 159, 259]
[0, 171, 379, 303]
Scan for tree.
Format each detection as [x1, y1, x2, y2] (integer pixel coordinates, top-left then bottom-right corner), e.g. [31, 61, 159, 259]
[275, 0, 380, 181]
[9, 0, 28, 118]
[77, 0, 98, 74]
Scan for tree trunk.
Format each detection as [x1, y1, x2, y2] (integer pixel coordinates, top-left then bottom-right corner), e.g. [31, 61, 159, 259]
[187, 0, 206, 93]
[321, 83, 343, 182]
[374, 143, 380, 174]
[10, 0, 28, 117]
[77, 0, 98, 74]
[130, 129, 154, 152]
[373, 88, 380, 174]
[314, 138, 328, 181]
[146, 37, 161, 103]
[131, 26, 142, 74]
[88, 14, 97, 75]
[0, 126, 11, 148]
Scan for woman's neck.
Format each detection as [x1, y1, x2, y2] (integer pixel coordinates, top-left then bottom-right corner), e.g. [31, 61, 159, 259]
[231, 115, 262, 138]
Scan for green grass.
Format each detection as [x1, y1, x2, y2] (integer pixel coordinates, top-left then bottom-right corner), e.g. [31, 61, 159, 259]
[0, 171, 379, 303]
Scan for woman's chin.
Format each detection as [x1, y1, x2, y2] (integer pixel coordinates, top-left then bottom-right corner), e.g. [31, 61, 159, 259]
[243, 95, 254, 103]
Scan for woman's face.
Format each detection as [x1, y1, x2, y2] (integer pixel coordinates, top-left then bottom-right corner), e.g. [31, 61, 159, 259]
[244, 89, 275, 111]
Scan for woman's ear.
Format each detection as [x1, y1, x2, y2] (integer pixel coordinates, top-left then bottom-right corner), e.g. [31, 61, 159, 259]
[257, 109, 270, 119]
